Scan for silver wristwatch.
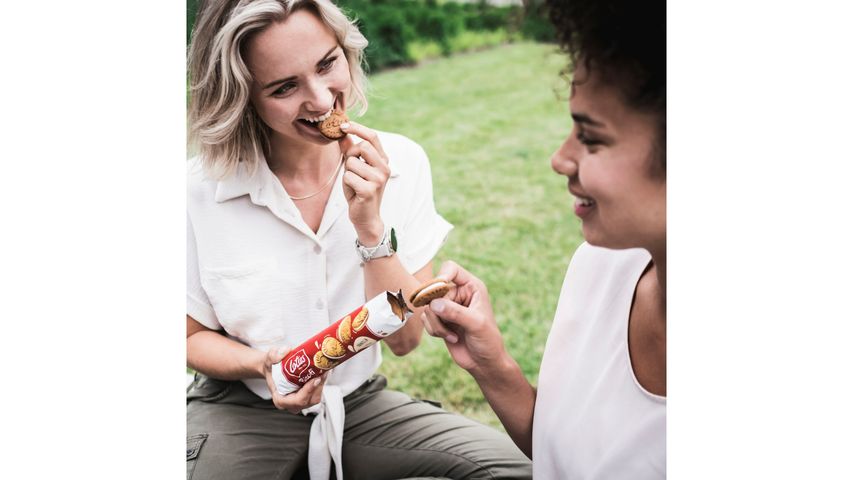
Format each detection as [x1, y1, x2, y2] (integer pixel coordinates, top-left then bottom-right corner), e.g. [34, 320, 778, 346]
[355, 228, 397, 263]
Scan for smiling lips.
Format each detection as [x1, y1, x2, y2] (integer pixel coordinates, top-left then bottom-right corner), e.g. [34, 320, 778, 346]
[296, 95, 345, 136]
[570, 186, 596, 217]
[299, 108, 333, 124]
[574, 196, 595, 208]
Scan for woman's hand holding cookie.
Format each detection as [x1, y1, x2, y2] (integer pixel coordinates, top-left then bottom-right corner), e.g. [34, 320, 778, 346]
[338, 121, 391, 245]
[262, 346, 328, 414]
[423, 261, 509, 375]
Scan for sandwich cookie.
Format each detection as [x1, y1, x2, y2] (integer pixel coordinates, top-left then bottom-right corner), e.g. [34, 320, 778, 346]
[409, 278, 452, 308]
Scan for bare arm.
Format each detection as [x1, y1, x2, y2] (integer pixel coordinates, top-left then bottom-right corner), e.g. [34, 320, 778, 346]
[363, 256, 433, 355]
[422, 261, 537, 457]
[186, 315, 265, 380]
[469, 353, 537, 457]
[338, 121, 442, 356]
[186, 315, 327, 413]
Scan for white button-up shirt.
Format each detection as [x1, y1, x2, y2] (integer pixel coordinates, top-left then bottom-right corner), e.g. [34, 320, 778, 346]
[187, 131, 452, 479]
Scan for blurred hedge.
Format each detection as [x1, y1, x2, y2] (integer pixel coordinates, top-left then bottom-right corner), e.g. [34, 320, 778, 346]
[186, 0, 555, 71]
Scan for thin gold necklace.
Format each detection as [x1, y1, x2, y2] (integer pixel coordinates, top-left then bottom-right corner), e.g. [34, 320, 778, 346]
[283, 154, 345, 201]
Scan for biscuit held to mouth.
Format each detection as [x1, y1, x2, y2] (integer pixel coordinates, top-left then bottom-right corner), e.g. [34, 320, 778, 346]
[409, 278, 453, 308]
[297, 94, 348, 140]
[318, 109, 348, 139]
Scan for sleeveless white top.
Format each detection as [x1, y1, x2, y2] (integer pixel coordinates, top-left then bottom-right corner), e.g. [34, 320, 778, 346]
[533, 243, 666, 479]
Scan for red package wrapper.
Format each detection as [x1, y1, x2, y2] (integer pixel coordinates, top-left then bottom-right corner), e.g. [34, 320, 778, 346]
[271, 290, 412, 395]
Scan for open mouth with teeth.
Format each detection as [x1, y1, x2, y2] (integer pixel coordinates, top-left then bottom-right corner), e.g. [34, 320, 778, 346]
[574, 197, 596, 208]
[297, 95, 344, 131]
[297, 108, 333, 129]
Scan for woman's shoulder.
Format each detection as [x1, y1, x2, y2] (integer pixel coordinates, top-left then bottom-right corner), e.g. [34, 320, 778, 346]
[569, 242, 651, 282]
[555, 243, 651, 317]
[186, 156, 218, 202]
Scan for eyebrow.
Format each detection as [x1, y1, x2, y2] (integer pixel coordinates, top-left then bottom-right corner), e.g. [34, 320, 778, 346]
[571, 113, 605, 128]
[262, 46, 338, 90]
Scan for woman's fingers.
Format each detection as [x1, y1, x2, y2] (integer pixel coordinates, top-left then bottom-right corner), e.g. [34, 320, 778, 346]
[265, 345, 327, 413]
[342, 139, 389, 205]
[308, 373, 328, 405]
[340, 121, 388, 159]
[342, 170, 374, 200]
[273, 345, 291, 363]
[428, 297, 479, 330]
[338, 133, 355, 155]
[423, 307, 459, 344]
[345, 155, 386, 185]
[438, 261, 487, 296]
[344, 140, 388, 171]
[264, 345, 291, 370]
[274, 373, 326, 413]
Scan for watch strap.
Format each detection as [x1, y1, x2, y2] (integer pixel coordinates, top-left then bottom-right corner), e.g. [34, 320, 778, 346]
[356, 228, 396, 262]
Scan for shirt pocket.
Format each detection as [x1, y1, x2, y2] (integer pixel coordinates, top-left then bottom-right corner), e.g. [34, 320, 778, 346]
[200, 259, 291, 345]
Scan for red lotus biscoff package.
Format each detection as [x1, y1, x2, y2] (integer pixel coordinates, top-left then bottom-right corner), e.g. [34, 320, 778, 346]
[271, 290, 412, 395]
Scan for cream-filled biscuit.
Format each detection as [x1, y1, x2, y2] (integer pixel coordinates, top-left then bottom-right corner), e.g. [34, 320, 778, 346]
[409, 279, 452, 308]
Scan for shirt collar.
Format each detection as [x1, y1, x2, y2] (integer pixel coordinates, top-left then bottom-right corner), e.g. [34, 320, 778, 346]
[214, 136, 401, 204]
[214, 161, 270, 204]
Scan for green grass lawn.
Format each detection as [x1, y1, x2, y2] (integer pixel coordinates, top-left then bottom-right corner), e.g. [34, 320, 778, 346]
[361, 42, 586, 429]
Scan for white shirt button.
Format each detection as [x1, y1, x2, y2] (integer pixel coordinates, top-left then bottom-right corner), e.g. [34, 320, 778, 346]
[314, 245, 322, 254]
[315, 298, 325, 310]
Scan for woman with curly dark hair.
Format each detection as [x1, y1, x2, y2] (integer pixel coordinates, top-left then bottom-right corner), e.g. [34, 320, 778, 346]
[422, 0, 666, 477]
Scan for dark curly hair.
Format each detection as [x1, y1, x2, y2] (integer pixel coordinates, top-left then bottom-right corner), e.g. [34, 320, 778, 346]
[546, 0, 665, 166]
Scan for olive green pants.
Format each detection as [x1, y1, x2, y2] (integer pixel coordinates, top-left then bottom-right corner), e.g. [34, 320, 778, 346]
[187, 374, 532, 480]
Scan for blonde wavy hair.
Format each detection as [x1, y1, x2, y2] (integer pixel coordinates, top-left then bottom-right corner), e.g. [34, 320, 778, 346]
[188, 0, 369, 179]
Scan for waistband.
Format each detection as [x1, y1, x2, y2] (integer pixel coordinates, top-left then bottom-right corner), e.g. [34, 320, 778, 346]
[186, 372, 386, 408]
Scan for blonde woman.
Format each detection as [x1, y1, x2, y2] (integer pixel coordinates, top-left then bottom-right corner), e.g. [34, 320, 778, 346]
[185, 1, 532, 479]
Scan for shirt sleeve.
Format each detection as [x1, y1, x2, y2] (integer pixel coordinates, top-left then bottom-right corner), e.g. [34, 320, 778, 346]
[396, 143, 453, 274]
[187, 211, 221, 329]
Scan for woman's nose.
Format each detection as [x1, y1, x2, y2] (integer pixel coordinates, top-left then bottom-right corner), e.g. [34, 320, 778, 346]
[551, 138, 578, 177]
[302, 78, 334, 112]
